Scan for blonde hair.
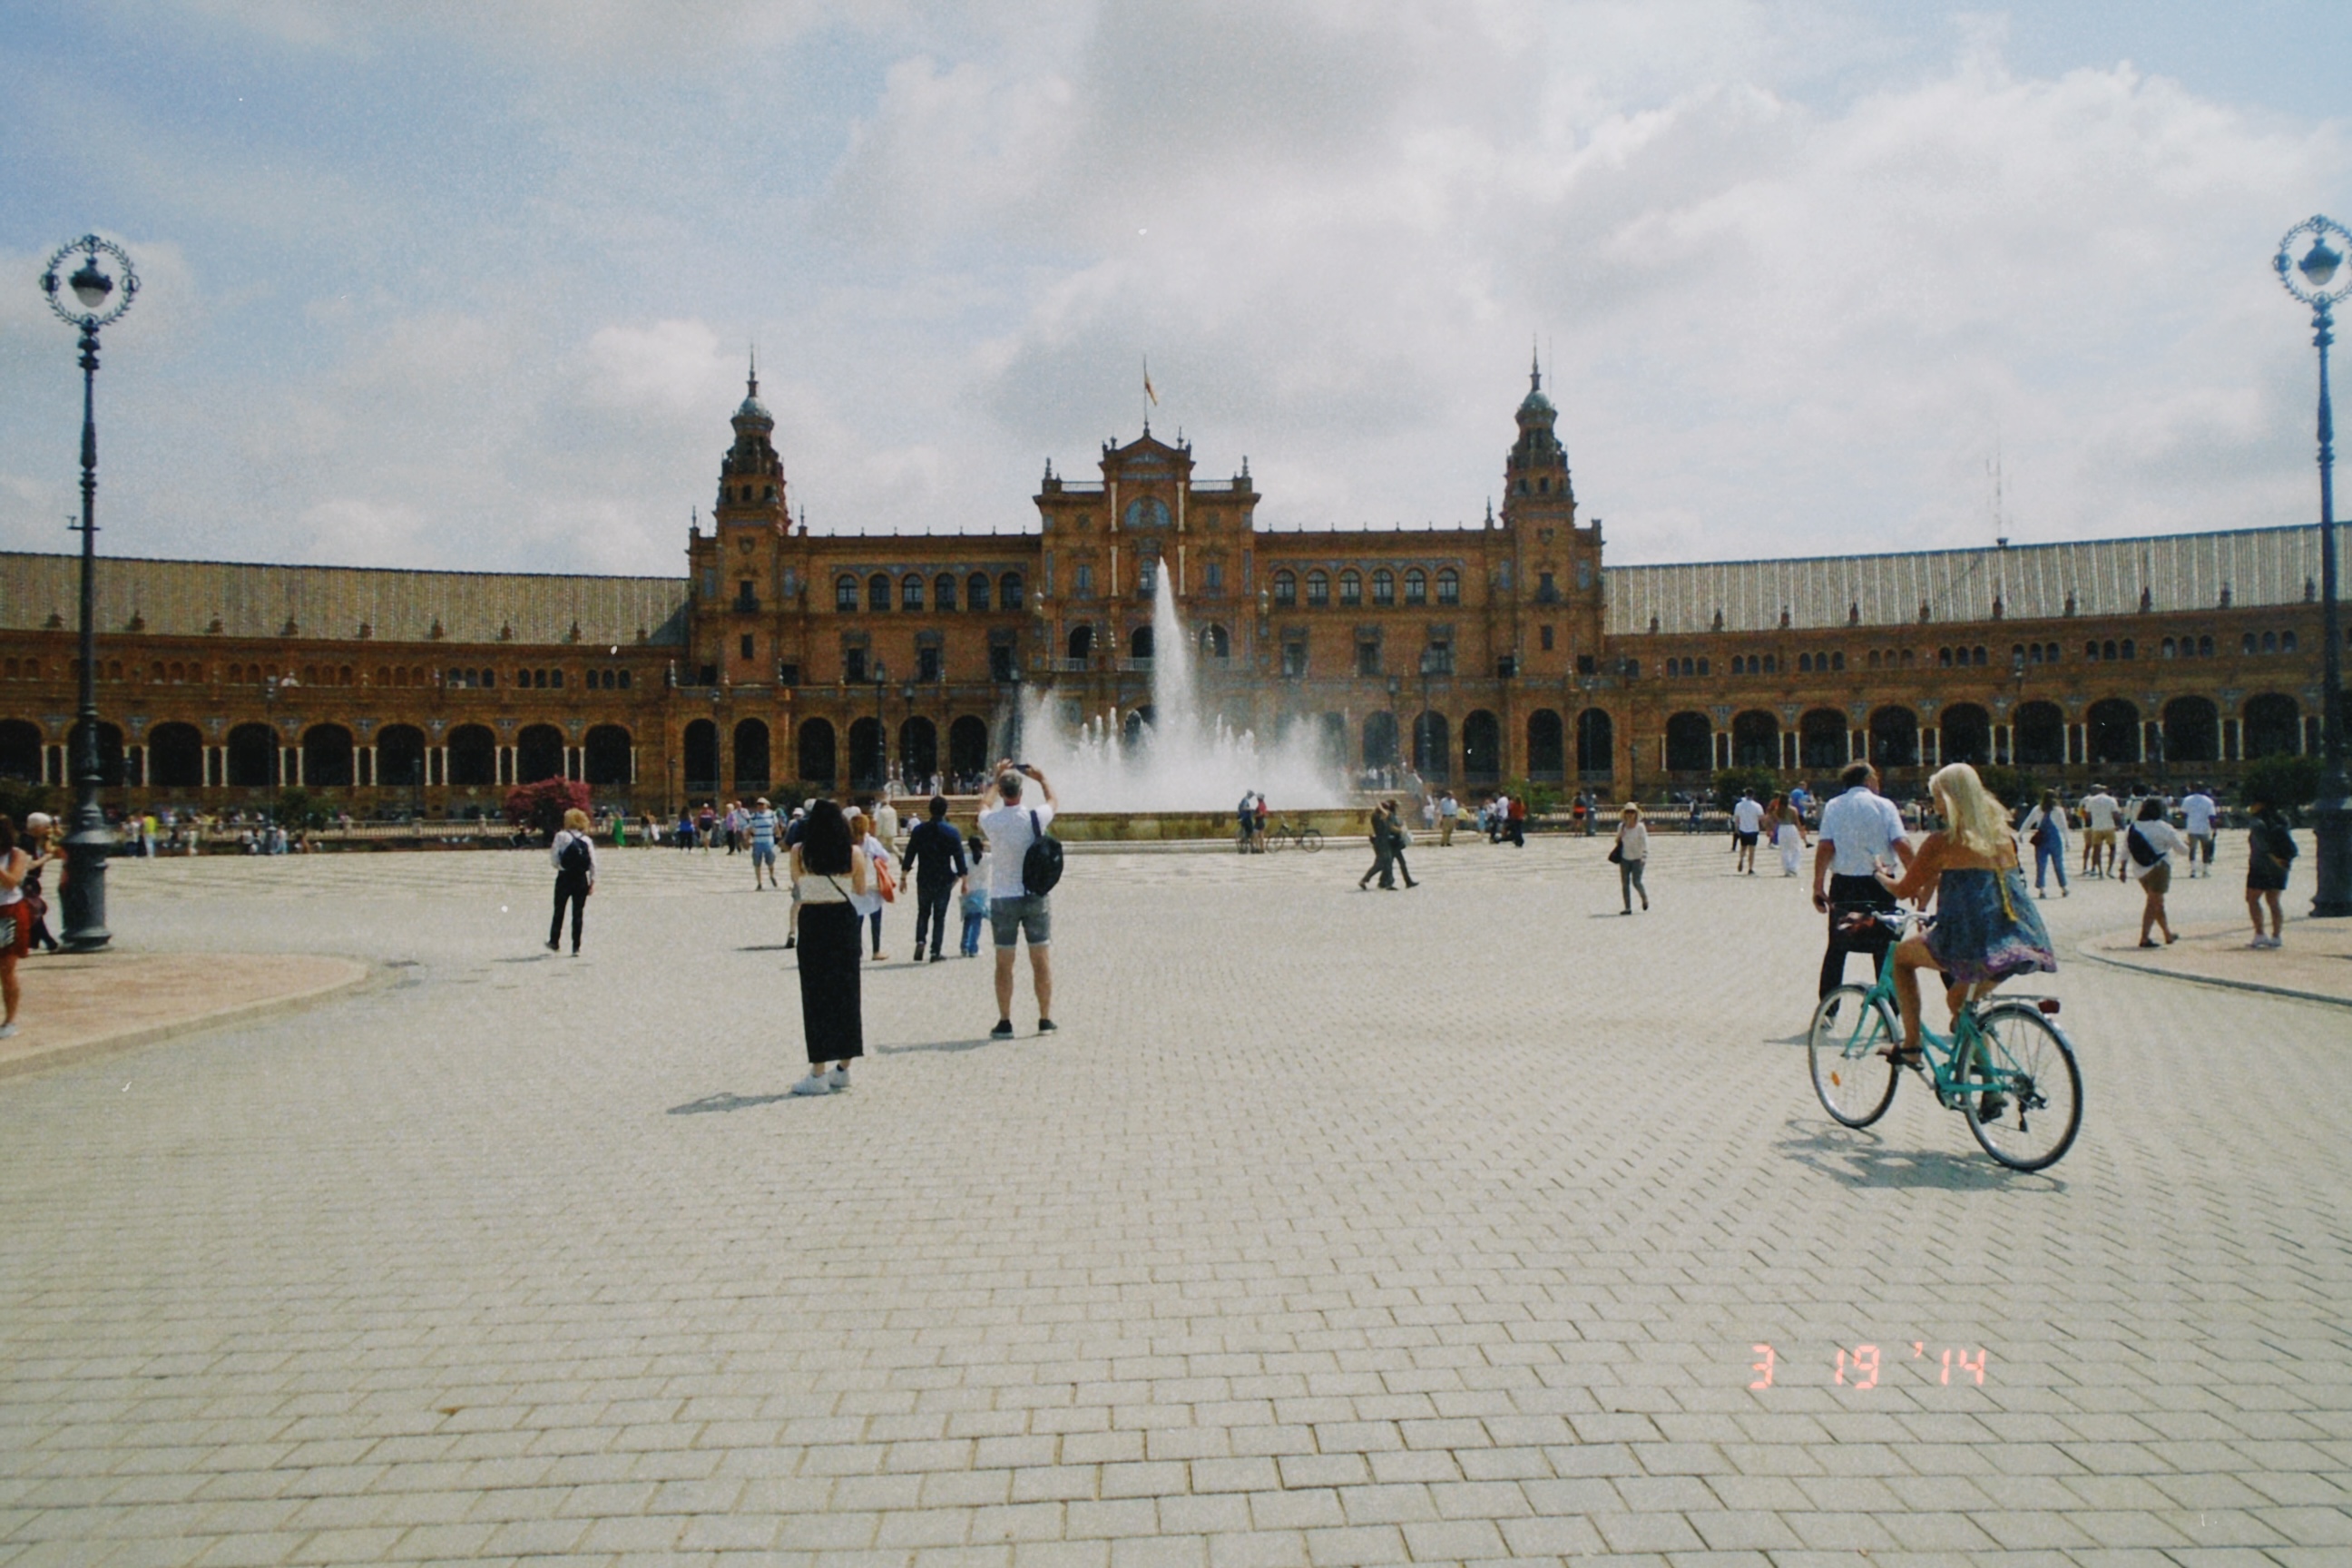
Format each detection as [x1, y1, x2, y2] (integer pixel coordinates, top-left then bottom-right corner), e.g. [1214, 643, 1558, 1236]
[563, 807, 590, 831]
[851, 811, 873, 838]
[1930, 762, 2004, 858]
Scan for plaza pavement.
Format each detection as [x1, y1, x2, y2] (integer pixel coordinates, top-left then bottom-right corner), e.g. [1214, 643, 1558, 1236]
[0, 829, 2347, 1568]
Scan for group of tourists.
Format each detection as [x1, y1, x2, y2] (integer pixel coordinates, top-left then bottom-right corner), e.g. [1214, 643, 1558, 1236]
[544, 763, 1063, 1097]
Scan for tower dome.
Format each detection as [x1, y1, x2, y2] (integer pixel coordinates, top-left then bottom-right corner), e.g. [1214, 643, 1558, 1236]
[1516, 349, 1554, 421]
[732, 352, 773, 430]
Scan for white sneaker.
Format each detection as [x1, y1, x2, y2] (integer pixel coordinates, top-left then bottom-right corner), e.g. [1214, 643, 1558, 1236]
[789, 1073, 832, 1096]
[825, 1066, 851, 1091]
[0, 1022, 15, 1040]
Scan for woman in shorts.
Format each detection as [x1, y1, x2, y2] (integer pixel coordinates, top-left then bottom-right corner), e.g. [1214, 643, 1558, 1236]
[0, 816, 34, 1039]
[2242, 789, 2297, 948]
[2122, 796, 2187, 948]
[1875, 763, 2056, 1063]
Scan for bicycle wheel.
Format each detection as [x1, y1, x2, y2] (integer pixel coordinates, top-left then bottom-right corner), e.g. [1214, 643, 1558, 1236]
[1808, 985, 1899, 1128]
[1298, 828, 1322, 853]
[1267, 827, 1289, 853]
[1962, 1004, 2082, 1171]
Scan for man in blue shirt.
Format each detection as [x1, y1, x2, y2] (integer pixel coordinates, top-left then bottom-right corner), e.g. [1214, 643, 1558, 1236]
[748, 798, 780, 889]
[900, 795, 969, 964]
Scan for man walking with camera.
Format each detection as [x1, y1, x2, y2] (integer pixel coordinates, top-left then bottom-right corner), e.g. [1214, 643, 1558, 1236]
[978, 760, 1058, 1039]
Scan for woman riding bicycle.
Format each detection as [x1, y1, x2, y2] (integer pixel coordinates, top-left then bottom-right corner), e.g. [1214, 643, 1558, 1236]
[1877, 762, 2057, 1064]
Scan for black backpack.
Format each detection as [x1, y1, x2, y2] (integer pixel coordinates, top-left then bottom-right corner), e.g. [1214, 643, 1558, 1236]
[2124, 824, 2160, 867]
[1021, 809, 1063, 897]
[559, 833, 593, 875]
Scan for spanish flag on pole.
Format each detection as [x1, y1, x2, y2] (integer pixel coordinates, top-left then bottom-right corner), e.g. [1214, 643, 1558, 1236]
[1143, 357, 1158, 407]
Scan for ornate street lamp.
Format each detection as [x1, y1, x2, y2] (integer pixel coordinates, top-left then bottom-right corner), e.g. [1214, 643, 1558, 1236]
[2274, 215, 2352, 916]
[38, 236, 139, 950]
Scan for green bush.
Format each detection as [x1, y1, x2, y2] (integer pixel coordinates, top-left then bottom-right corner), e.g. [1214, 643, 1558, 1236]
[273, 787, 327, 830]
[1970, 763, 2038, 811]
[0, 778, 55, 828]
[2239, 754, 2322, 816]
[1711, 767, 1779, 811]
[1504, 776, 1561, 816]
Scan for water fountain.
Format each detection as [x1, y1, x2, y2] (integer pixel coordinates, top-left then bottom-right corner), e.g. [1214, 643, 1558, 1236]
[1003, 574, 1363, 840]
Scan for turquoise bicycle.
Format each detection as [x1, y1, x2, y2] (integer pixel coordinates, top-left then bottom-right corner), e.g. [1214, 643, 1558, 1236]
[1808, 909, 2083, 1171]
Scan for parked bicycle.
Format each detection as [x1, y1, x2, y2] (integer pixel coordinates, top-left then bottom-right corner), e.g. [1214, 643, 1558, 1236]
[1807, 909, 2082, 1171]
[1264, 818, 1323, 853]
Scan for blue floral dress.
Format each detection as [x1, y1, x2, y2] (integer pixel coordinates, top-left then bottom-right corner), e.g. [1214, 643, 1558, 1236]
[1927, 865, 2057, 985]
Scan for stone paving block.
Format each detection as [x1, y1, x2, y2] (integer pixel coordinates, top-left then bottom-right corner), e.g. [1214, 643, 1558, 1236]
[1, 848, 2347, 1568]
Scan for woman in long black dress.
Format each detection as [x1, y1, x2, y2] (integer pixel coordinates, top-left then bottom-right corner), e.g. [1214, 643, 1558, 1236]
[788, 800, 868, 1095]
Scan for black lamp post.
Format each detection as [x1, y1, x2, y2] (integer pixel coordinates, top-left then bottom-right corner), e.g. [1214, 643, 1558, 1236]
[2275, 215, 2352, 917]
[870, 659, 887, 796]
[38, 236, 139, 951]
[901, 681, 916, 790]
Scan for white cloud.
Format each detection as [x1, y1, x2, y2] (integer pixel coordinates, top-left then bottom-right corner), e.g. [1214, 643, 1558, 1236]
[2, 1, 2345, 576]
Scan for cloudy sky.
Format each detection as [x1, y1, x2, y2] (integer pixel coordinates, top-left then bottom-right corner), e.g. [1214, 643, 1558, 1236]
[2, 1, 2347, 578]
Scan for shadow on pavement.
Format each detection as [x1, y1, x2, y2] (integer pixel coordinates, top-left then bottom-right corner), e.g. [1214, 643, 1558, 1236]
[737, 944, 793, 952]
[877, 1036, 1000, 1055]
[668, 1090, 796, 1114]
[1775, 1118, 2066, 1191]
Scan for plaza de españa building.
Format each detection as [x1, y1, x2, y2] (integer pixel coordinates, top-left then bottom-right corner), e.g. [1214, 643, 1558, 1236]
[0, 367, 2337, 814]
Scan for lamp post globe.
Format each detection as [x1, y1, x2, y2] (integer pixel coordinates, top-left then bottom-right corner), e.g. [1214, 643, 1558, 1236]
[2275, 215, 2352, 917]
[37, 235, 139, 951]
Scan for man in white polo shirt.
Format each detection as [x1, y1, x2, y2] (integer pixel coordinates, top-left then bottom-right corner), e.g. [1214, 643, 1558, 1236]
[1811, 761, 1916, 997]
[2079, 784, 2121, 878]
[1731, 790, 1766, 875]
[2180, 783, 2218, 877]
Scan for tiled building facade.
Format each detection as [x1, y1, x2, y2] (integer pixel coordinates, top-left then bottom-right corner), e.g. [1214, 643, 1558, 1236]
[0, 368, 2341, 815]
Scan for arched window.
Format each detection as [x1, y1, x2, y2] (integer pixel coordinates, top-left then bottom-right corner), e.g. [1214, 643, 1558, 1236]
[2014, 701, 2065, 766]
[2244, 693, 2300, 759]
[515, 724, 564, 784]
[1412, 711, 1450, 779]
[798, 718, 838, 782]
[2282, 630, 2298, 652]
[1371, 569, 1395, 607]
[1306, 571, 1330, 607]
[733, 719, 771, 788]
[936, 573, 957, 612]
[2085, 698, 2141, 766]
[1436, 568, 1460, 606]
[446, 724, 495, 787]
[1000, 572, 1024, 610]
[683, 719, 719, 789]
[902, 576, 924, 611]
[948, 716, 989, 779]
[2243, 632, 2259, 654]
[1868, 706, 1918, 769]
[2161, 697, 2219, 763]
[1941, 703, 1992, 766]
[899, 716, 938, 782]
[1404, 569, 1427, 606]
[1273, 570, 1297, 607]
[147, 722, 203, 789]
[302, 724, 356, 788]
[1200, 623, 1230, 659]
[868, 573, 891, 612]
[1526, 710, 1564, 779]
[1664, 712, 1711, 772]
[1338, 571, 1362, 608]
[968, 572, 992, 612]
[377, 724, 428, 789]
[1799, 709, 1846, 770]
[227, 723, 280, 788]
[1731, 710, 1779, 769]
[1130, 624, 1154, 660]
[1574, 708, 1612, 776]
